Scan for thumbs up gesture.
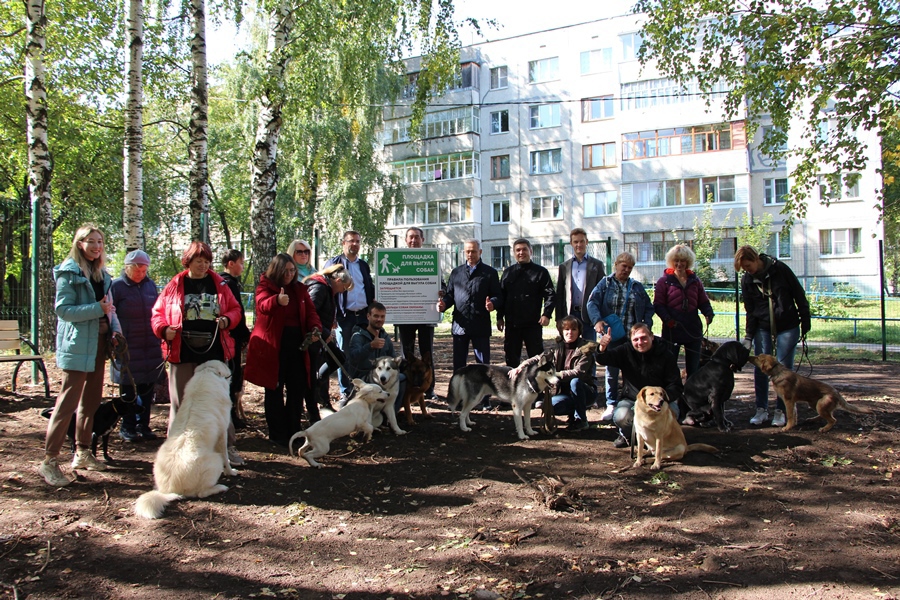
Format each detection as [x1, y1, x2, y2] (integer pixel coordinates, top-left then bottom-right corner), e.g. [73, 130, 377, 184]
[277, 287, 289, 306]
[485, 296, 494, 312]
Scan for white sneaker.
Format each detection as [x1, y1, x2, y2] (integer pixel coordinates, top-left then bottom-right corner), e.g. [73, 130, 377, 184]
[228, 447, 246, 466]
[71, 448, 107, 471]
[771, 410, 786, 427]
[39, 457, 71, 487]
[600, 405, 615, 421]
[750, 408, 769, 425]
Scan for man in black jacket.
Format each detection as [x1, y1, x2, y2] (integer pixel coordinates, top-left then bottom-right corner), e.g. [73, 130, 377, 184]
[595, 323, 683, 448]
[497, 238, 555, 367]
[438, 239, 502, 373]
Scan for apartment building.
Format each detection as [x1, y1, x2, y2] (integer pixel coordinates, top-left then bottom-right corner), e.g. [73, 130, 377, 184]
[380, 13, 884, 292]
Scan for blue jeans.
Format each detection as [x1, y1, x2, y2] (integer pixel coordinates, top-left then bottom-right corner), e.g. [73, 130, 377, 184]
[752, 326, 800, 412]
[335, 312, 368, 397]
[603, 338, 628, 406]
[550, 379, 593, 422]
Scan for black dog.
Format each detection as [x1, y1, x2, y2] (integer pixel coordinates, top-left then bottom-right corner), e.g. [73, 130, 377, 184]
[683, 340, 750, 431]
[40, 396, 142, 462]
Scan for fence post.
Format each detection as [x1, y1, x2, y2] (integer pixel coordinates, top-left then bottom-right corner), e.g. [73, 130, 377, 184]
[880, 239, 887, 361]
[733, 238, 740, 341]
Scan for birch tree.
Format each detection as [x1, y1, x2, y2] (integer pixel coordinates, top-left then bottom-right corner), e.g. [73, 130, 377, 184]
[123, 0, 144, 251]
[249, 0, 291, 277]
[188, 0, 209, 242]
[24, 0, 56, 350]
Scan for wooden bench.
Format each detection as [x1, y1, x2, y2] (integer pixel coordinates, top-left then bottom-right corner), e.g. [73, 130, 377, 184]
[0, 320, 51, 398]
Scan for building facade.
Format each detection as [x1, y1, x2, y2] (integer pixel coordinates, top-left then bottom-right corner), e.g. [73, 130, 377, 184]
[380, 13, 884, 293]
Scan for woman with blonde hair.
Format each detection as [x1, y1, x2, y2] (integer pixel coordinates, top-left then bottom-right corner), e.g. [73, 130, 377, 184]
[39, 224, 121, 486]
[286, 239, 314, 279]
[654, 244, 714, 379]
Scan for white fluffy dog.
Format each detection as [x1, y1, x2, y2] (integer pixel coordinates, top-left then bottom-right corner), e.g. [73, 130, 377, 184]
[288, 378, 389, 468]
[135, 360, 237, 519]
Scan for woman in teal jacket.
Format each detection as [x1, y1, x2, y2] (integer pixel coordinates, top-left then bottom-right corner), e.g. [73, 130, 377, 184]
[39, 224, 120, 487]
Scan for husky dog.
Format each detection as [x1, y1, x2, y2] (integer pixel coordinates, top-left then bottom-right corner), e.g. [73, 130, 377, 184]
[134, 360, 236, 519]
[366, 356, 406, 435]
[447, 353, 559, 440]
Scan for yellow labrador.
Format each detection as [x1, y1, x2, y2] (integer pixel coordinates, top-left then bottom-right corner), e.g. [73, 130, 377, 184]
[633, 386, 718, 470]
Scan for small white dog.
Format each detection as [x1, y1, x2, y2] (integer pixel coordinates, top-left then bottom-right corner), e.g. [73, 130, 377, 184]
[367, 356, 406, 435]
[288, 378, 389, 468]
[135, 360, 237, 519]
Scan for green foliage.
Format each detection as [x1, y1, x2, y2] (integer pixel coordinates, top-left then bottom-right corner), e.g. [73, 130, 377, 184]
[821, 455, 853, 467]
[881, 113, 900, 294]
[806, 279, 850, 319]
[685, 204, 724, 284]
[636, 0, 895, 226]
[736, 212, 773, 252]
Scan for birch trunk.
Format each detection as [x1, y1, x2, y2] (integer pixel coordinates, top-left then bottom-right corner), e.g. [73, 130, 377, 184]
[123, 0, 144, 251]
[188, 0, 209, 242]
[249, 0, 292, 281]
[24, 0, 56, 352]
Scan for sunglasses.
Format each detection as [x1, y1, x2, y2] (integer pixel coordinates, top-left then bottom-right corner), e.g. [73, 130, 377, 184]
[294, 249, 311, 255]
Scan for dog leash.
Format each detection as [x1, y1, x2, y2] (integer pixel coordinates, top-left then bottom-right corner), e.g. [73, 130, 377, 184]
[107, 334, 139, 409]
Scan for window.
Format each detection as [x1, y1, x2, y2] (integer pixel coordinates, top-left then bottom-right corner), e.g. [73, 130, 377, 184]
[630, 176, 739, 208]
[447, 62, 479, 91]
[530, 149, 562, 174]
[391, 152, 480, 184]
[422, 106, 480, 138]
[580, 48, 613, 74]
[392, 198, 472, 226]
[584, 191, 618, 217]
[624, 232, 665, 262]
[528, 57, 559, 83]
[583, 142, 616, 169]
[820, 228, 862, 256]
[491, 246, 511, 270]
[764, 178, 789, 205]
[490, 155, 510, 179]
[623, 123, 734, 160]
[531, 195, 563, 220]
[620, 32, 643, 61]
[582, 96, 614, 121]
[620, 77, 732, 111]
[768, 229, 791, 259]
[401, 72, 419, 99]
[490, 66, 508, 90]
[490, 110, 509, 134]
[760, 125, 788, 152]
[529, 104, 561, 129]
[491, 199, 510, 224]
[818, 173, 861, 202]
[532, 244, 561, 266]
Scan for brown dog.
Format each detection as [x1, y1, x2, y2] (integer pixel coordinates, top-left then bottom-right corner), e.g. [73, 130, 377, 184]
[401, 352, 434, 425]
[748, 354, 871, 432]
[633, 386, 718, 470]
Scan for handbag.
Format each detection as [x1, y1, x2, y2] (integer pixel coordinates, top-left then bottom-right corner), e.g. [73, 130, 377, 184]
[601, 279, 631, 342]
[181, 329, 215, 352]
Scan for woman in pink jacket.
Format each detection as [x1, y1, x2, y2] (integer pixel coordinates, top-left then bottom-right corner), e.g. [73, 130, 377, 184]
[151, 241, 242, 438]
[653, 244, 714, 379]
[244, 253, 322, 447]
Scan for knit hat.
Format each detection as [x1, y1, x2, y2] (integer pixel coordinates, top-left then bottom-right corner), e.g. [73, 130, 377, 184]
[124, 250, 150, 266]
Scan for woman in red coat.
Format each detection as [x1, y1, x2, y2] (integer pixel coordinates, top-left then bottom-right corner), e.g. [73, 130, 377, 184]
[245, 253, 322, 446]
[151, 241, 242, 435]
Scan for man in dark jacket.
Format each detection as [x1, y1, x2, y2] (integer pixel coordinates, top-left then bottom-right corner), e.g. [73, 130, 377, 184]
[438, 239, 502, 373]
[497, 238, 555, 367]
[556, 228, 606, 342]
[595, 323, 683, 448]
[736, 245, 811, 427]
[324, 230, 375, 403]
[219, 250, 251, 434]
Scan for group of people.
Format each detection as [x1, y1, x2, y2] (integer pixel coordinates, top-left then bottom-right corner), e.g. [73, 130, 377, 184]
[37, 223, 810, 486]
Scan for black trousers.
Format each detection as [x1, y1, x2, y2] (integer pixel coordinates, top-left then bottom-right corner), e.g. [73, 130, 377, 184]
[264, 327, 313, 442]
[503, 325, 544, 367]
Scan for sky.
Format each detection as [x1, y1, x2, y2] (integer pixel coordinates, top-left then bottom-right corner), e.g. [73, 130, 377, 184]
[206, 0, 638, 66]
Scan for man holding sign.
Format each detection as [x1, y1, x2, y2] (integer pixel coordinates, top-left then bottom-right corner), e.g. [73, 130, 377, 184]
[396, 227, 437, 400]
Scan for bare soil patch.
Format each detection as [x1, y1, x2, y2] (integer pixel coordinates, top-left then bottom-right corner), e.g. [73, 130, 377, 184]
[1, 336, 898, 600]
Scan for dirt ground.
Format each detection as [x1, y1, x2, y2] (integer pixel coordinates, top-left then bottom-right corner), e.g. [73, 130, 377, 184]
[1, 335, 898, 600]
